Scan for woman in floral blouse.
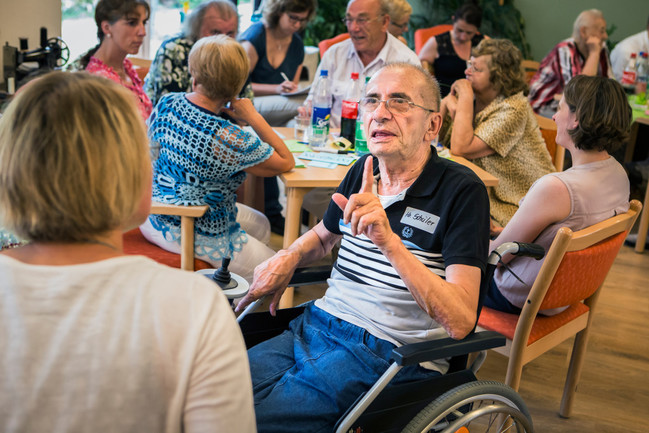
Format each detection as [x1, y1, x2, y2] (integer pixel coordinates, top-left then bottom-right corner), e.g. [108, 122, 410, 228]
[77, 0, 152, 119]
[144, 0, 252, 107]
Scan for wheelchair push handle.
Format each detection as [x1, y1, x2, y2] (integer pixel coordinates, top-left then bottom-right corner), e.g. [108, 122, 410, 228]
[488, 241, 545, 265]
[514, 242, 545, 260]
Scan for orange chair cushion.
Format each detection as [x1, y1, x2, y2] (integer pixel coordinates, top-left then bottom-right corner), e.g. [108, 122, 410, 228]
[479, 303, 589, 345]
[123, 227, 212, 271]
[318, 33, 350, 58]
[539, 231, 626, 310]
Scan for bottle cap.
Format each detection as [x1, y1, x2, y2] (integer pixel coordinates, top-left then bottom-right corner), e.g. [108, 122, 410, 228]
[351, 72, 359, 80]
[320, 70, 328, 76]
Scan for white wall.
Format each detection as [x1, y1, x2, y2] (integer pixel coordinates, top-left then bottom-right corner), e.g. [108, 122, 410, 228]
[0, 0, 61, 85]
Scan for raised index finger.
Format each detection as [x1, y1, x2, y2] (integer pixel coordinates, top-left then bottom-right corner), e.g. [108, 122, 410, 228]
[359, 156, 374, 194]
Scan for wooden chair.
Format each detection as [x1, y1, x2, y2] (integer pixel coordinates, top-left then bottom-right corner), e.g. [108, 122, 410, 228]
[128, 56, 152, 81]
[535, 113, 565, 172]
[123, 202, 212, 271]
[318, 33, 350, 58]
[413, 24, 453, 55]
[521, 59, 540, 86]
[477, 200, 642, 418]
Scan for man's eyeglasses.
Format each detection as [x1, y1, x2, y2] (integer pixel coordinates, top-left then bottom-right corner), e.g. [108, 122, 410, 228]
[287, 13, 309, 24]
[359, 97, 436, 114]
[342, 16, 381, 26]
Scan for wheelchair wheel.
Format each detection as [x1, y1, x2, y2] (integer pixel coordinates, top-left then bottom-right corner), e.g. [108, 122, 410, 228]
[401, 380, 533, 433]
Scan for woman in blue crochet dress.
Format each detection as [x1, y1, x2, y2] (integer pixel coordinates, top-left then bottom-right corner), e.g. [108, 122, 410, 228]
[140, 35, 294, 281]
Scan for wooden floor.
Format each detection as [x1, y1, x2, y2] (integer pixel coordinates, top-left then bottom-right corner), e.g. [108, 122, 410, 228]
[269, 230, 649, 432]
[477, 244, 649, 432]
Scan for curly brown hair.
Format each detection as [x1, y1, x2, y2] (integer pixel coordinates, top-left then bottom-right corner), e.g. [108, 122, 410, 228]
[564, 75, 631, 152]
[472, 38, 527, 97]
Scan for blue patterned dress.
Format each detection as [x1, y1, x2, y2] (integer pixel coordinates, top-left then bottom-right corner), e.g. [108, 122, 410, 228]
[147, 93, 273, 260]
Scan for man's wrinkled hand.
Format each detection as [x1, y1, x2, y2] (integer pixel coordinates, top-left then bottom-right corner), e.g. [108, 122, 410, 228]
[331, 157, 394, 248]
[235, 249, 300, 316]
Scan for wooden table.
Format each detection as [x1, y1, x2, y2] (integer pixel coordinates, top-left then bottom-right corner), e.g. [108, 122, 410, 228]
[274, 127, 499, 306]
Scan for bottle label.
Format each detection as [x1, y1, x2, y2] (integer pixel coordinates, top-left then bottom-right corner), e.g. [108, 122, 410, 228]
[312, 106, 331, 130]
[622, 70, 637, 86]
[341, 100, 358, 120]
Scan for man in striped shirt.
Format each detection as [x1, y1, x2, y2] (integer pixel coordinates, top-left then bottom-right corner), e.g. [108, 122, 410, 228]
[236, 62, 490, 433]
[528, 9, 614, 117]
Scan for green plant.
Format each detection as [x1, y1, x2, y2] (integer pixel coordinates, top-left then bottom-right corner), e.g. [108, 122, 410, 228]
[409, 0, 531, 59]
[302, 0, 348, 46]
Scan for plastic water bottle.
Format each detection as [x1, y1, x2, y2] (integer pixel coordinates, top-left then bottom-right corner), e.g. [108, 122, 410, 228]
[635, 52, 648, 98]
[340, 72, 362, 147]
[354, 77, 371, 156]
[310, 70, 332, 148]
[620, 52, 637, 91]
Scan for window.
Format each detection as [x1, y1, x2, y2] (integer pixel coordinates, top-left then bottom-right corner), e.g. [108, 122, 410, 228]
[61, 0, 253, 63]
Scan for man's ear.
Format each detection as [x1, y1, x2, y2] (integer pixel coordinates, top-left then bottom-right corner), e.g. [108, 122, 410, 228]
[578, 25, 587, 42]
[380, 14, 390, 31]
[424, 112, 443, 142]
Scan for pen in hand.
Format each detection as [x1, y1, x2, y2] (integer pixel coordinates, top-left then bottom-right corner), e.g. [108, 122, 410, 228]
[280, 72, 291, 82]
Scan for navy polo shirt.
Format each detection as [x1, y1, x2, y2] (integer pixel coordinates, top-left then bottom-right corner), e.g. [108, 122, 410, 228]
[323, 150, 490, 287]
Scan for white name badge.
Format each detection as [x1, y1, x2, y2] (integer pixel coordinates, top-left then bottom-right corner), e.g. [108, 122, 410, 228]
[400, 207, 440, 234]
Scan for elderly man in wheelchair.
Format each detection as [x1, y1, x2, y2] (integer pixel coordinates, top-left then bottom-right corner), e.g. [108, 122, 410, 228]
[235, 62, 532, 433]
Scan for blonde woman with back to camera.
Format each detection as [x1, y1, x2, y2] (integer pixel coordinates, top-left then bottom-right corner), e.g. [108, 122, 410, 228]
[0, 72, 255, 432]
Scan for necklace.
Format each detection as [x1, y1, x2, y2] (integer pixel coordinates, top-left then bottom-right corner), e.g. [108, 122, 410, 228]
[269, 28, 291, 52]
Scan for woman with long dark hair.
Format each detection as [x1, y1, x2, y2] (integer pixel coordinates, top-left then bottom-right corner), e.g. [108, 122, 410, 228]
[77, 0, 152, 118]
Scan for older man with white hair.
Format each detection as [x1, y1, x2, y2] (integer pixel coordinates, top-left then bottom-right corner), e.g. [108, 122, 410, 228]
[237, 62, 490, 433]
[144, 0, 244, 106]
[528, 9, 614, 117]
[302, 0, 420, 128]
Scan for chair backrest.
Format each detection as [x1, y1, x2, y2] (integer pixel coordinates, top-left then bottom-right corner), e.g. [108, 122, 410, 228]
[318, 33, 351, 58]
[521, 59, 539, 86]
[414, 24, 453, 55]
[534, 113, 564, 172]
[128, 56, 152, 81]
[520, 200, 641, 317]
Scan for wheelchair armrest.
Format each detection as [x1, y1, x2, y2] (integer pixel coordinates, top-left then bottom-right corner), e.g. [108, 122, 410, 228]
[289, 265, 332, 286]
[391, 331, 505, 366]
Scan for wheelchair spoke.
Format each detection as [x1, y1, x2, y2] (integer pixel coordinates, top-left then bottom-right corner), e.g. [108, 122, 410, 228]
[401, 381, 533, 433]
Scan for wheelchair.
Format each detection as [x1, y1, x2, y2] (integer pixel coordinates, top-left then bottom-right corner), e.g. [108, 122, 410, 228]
[231, 242, 543, 433]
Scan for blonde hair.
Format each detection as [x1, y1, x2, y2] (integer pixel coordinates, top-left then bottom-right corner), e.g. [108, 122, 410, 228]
[0, 71, 149, 242]
[386, 0, 412, 24]
[188, 35, 249, 100]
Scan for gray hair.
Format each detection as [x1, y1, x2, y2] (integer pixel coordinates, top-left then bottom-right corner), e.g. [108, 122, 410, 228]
[572, 9, 604, 42]
[347, 0, 391, 17]
[183, 0, 239, 42]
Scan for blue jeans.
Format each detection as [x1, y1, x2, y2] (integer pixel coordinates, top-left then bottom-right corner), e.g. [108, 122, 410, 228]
[248, 302, 440, 433]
